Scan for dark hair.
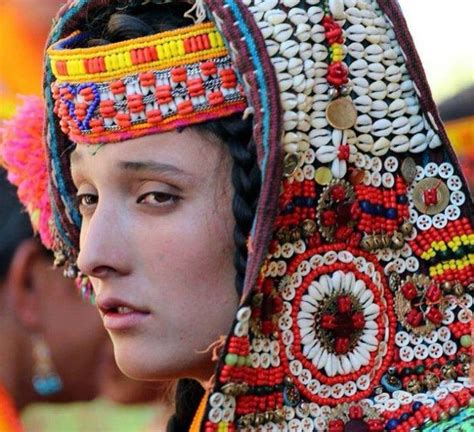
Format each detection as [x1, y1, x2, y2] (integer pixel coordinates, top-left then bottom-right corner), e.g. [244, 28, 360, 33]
[81, 3, 261, 430]
[0, 169, 34, 279]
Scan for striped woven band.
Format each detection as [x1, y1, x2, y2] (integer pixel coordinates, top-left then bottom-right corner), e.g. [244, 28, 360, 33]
[47, 22, 247, 144]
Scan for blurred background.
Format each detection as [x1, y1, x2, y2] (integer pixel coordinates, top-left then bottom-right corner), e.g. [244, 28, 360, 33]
[0, 0, 472, 431]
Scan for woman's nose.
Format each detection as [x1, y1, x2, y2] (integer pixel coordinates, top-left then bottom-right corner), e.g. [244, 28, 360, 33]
[77, 202, 131, 278]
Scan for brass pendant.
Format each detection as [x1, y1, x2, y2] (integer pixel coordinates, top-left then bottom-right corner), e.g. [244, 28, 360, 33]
[325, 97, 357, 130]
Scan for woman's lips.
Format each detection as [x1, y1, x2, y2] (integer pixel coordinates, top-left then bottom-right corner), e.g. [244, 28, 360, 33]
[96, 297, 150, 331]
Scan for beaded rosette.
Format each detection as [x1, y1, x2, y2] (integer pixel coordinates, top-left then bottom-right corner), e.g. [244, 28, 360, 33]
[43, 0, 473, 431]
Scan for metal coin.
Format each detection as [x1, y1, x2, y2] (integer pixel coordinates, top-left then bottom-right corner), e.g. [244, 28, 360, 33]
[412, 178, 450, 215]
[325, 97, 357, 130]
[401, 157, 417, 184]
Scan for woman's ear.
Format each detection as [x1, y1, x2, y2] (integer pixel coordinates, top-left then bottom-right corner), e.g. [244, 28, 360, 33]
[6, 238, 45, 331]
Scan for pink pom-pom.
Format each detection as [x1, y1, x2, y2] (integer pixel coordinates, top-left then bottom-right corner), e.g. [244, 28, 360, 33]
[0, 95, 53, 249]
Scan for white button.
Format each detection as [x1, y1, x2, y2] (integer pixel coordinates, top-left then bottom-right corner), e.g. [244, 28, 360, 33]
[405, 257, 419, 272]
[290, 359, 303, 376]
[447, 175, 462, 191]
[401, 243, 413, 258]
[284, 406, 296, 421]
[278, 314, 293, 330]
[371, 172, 382, 187]
[344, 381, 357, 396]
[210, 392, 224, 408]
[380, 248, 393, 262]
[437, 326, 451, 342]
[409, 208, 418, 224]
[399, 346, 414, 361]
[428, 343, 443, 359]
[308, 402, 321, 417]
[442, 309, 455, 324]
[299, 368, 311, 385]
[410, 334, 423, 345]
[371, 157, 382, 172]
[384, 156, 399, 172]
[424, 330, 438, 344]
[416, 215, 432, 231]
[432, 213, 447, 229]
[438, 163, 454, 179]
[355, 152, 365, 168]
[323, 251, 338, 265]
[460, 294, 473, 309]
[223, 395, 235, 409]
[393, 258, 406, 273]
[294, 239, 306, 253]
[433, 388, 449, 401]
[442, 340, 457, 356]
[382, 172, 395, 188]
[393, 390, 413, 404]
[457, 308, 472, 323]
[374, 393, 390, 403]
[234, 321, 248, 337]
[308, 379, 320, 395]
[318, 384, 331, 398]
[424, 162, 438, 177]
[364, 154, 373, 169]
[357, 374, 370, 390]
[414, 344, 428, 360]
[222, 407, 234, 422]
[450, 191, 465, 206]
[445, 204, 461, 221]
[282, 243, 295, 258]
[261, 353, 271, 369]
[209, 407, 223, 423]
[331, 383, 345, 399]
[301, 418, 313, 432]
[237, 306, 252, 322]
[415, 165, 424, 181]
[395, 331, 410, 347]
[384, 399, 401, 411]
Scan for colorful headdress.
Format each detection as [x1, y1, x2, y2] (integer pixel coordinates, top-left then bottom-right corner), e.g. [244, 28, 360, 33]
[41, 1, 473, 431]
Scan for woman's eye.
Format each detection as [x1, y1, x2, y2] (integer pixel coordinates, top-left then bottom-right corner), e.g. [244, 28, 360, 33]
[75, 194, 98, 212]
[137, 192, 179, 206]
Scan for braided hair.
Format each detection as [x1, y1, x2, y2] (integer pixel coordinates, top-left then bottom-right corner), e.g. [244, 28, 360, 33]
[78, 3, 261, 430]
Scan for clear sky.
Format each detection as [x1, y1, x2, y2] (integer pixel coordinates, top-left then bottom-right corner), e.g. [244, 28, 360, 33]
[397, 0, 474, 103]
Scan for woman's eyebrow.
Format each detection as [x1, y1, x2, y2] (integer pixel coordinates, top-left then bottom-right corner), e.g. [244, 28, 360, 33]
[118, 160, 194, 179]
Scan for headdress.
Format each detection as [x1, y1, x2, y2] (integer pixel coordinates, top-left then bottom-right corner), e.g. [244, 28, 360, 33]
[40, 0, 474, 430]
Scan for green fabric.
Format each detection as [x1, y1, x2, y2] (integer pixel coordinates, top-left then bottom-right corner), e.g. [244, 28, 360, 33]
[21, 398, 161, 432]
[421, 406, 474, 432]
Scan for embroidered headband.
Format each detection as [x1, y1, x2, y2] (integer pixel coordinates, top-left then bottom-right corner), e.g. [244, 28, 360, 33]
[47, 21, 247, 144]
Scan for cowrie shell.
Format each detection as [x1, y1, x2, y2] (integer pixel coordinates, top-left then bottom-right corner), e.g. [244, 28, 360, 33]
[371, 137, 390, 156]
[352, 77, 369, 96]
[369, 80, 387, 100]
[409, 115, 424, 134]
[303, 59, 317, 78]
[288, 58, 304, 76]
[248, 6, 264, 22]
[272, 56, 289, 73]
[329, 0, 345, 19]
[310, 129, 332, 147]
[283, 110, 299, 130]
[346, 7, 362, 25]
[365, 44, 383, 63]
[350, 59, 369, 77]
[278, 73, 293, 92]
[353, 95, 372, 113]
[273, 23, 294, 42]
[295, 23, 312, 42]
[401, 79, 414, 97]
[313, 61, 328, 77]
[257, 0, 279, 12]
[372, 118, 393, 137]
[386, 65, 402, 83]
[265, 39, 279, 57]
[388, 98, 407, 118]
[383, 48, 398, 66]
[279, 39, 299, 58]
[356, 134, 374, 152]
[370, 100, 388, 118]
[355, 114, 372, 134]
[310, 24, 325, 43]
[392, 116, 410, 134]
[347, 42, 365, 59]
[312, 44, 328, 62]
[387, 82, 402, 99]
[289, 8, 308, 25]
[406, 96, 420, 116]
[265, 9, 287, 25]
[308, 6, 324, 24]
[257, 20, 273, 39]
[367, 63, 385, 81]
[281, 92, 297, 110]
[283, 0, 299, 7]
[409, 133, 428, 153]
[299, 42, 313, 60]
[346, 24, 366, 42]
[428, 132, 442, 149]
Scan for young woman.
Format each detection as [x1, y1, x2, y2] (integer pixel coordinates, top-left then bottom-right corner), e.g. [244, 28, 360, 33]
[20, 0, 474, 430]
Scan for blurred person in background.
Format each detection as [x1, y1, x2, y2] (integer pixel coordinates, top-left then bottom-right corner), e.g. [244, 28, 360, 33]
[0, 96, 106, 431]
[0, 169, 106, 431]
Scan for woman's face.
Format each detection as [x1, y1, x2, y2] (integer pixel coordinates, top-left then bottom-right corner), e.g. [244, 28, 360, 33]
[71, 128, 239, 382]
